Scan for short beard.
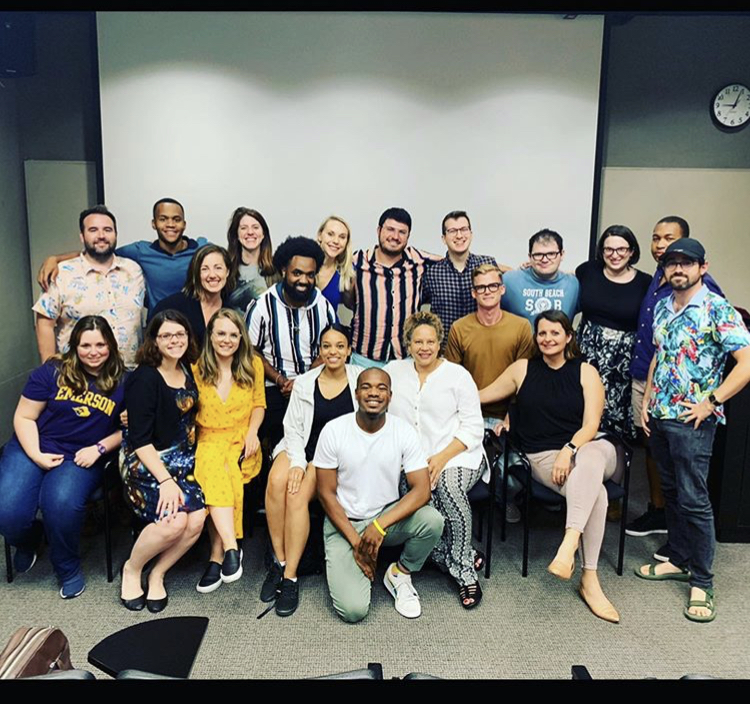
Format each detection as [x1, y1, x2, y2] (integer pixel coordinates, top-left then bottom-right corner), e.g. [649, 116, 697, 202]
[282, 280, 311, 304]
[84, 243, 115, 263]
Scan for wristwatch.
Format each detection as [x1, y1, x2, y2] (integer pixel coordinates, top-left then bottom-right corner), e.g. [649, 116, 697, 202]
[708, 392, 720, 407]
[96, 442, 107, 455]
[563, 441, 578, 456]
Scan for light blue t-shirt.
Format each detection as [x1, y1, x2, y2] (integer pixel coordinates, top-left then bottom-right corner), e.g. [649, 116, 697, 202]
[116, 236, 209, 310]
[501, 267, 579, 325]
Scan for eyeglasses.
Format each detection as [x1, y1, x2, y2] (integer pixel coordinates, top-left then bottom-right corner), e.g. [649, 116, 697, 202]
[602, 246, 632, 257]
[157, 331, 188, 342]
[529, 251, 561, 262]
[663, 259, 699, 271]
[472, 282, 502, 294]
[444, 226, 471, 236]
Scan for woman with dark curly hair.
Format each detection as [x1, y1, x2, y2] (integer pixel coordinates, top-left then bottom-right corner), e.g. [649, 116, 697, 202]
[225, 207, 279, 313]
[150, 244, 237, 347]
[575, 225, 651, 439]
[385, 310, 486, 609]
[120, 310, 206, 613]
[0, 315, 126, 599]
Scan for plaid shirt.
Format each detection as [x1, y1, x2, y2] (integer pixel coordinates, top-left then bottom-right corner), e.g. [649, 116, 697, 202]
[422, 252, 497, 335]
[351, 245, 441, 362]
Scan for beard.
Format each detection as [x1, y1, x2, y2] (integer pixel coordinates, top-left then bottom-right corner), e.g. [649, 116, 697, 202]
[84, 241, 115, 263]
[282, 279, 312, 303]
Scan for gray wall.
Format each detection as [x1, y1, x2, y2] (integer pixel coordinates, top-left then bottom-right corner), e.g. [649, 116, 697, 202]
[603, 14, 750, 168]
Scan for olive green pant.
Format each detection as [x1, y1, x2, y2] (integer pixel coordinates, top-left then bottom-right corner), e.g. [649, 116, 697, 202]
[324, 502, 444, 623]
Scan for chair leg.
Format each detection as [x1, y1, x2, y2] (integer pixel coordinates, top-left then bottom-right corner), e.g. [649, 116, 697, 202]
[4, 538, 13, 584]
[485, 500, 494, 580]
[522, 482, 530, 578]
[617, 453, 632, 577]
[102, 470, 114, 583]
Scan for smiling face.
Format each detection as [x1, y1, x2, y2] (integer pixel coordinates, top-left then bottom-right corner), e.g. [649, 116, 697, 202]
[238, 214, 265, 254]
[155, 321, 189, 362]
[320, 328, 351, 371]
[210, 316, 241, 361]
[76, 329, 111, 374]
[282, 255, 317, 304]
[651, 221, 685, 263]
[199, 252, 229, 296]
[355, 368, 392, 418]
[535, 318, 571, 359]
[80, 214, 117, 263]
[601, 235, 633, 274]
[470, 271, 505, 311]
[152, 202, 186, 246]
[318, 218, 350, 262]
[663, 256, 707, 292]
[408, 323, 439, 369]
[529, 237, 563, 278]
[442, 216, 472, 256]
[377, 218, 410, 257]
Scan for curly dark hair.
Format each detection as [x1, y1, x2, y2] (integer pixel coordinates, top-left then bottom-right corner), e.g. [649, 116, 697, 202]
[272, 236, 325, 273]
[136, 310, 199, 367]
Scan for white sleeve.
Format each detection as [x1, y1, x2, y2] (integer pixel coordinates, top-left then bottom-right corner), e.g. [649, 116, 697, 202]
[452, 366, 484, 452]
[282, 383, 308, 472]
[400, 422, 428, 474]
[312, 422, 340, 469]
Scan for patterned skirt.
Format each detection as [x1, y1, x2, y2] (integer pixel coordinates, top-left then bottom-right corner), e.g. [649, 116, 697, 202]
[577, 319, 637, 441]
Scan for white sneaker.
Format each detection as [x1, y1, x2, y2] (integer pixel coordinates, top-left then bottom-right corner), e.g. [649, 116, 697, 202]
[383, 563, 421, 618]
[505, 502, 521, 524]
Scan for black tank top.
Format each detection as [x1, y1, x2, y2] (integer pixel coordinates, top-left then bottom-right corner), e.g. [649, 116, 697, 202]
[515, 357, 584, 453]
[304, 379, 354, 462]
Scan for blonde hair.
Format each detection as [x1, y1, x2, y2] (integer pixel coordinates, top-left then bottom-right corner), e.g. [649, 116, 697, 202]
[196, 308, 256, 388]
[471, 263, 503, 282]
[402, 310, 445, 350]
[316, 215, 354, 292]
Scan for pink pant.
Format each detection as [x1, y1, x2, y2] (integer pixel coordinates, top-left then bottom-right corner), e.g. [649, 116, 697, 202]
[526, 439, 622, 570]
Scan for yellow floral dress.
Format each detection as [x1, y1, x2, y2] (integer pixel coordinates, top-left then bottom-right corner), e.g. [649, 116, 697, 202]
[192, 355, 266, 538]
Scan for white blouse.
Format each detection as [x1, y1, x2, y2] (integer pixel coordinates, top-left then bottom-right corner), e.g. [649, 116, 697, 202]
[384, 358, 486, 476]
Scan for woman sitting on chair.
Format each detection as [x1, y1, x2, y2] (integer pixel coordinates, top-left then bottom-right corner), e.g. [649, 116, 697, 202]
[385, 311, 486, 609]
[0, 315, 126, 599]
[479, 310, 623, 623]
[262, 323, 362, 617]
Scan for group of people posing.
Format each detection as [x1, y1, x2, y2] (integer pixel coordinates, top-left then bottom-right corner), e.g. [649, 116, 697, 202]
[1, 200, 748, 626]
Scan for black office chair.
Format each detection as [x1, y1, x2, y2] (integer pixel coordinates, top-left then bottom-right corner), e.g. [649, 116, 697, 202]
[498, 415, 632, 577]
[466, 429, 504, 578]
[3, 446, 119, 584]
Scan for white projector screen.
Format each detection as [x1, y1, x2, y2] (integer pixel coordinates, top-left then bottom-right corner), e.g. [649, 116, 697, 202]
[97, 11, 603, 267]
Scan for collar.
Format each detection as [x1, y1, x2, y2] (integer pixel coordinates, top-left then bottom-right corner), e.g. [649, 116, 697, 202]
[271, 281, 319, 309]
[526, 266, 563, 284]
[79, 253, 122, 275]
[666, 283, 709, 315]
[368, 245, 417, 267]
[442, 250, 478, 272]
[148, 237, 197, 256]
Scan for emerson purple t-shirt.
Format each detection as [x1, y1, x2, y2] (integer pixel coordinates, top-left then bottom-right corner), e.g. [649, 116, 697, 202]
[21, 361, 126, 459]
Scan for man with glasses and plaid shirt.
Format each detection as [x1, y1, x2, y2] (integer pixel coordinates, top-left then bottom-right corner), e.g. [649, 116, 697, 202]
[422, 211, 497, 339]
[501, 229, 579, 325]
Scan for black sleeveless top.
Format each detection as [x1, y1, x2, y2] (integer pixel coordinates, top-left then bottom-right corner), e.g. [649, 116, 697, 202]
[304, 379, 355, 462]
[515, 357, 584, 453]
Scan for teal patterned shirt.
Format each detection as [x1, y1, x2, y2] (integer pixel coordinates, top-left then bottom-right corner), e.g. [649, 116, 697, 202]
[650, 285, 750, 423]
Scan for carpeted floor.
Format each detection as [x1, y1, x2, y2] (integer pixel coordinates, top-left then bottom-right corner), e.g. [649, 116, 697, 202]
[1, 446, 748, 680]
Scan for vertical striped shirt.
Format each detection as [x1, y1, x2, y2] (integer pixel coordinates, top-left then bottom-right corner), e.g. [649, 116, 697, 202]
[351, 246, 441, 362]
[245, 283, 336, 384]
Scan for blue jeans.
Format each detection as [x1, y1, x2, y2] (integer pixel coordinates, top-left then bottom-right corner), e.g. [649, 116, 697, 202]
[0, 436, 103, 583]
[648, 418, 717, 589]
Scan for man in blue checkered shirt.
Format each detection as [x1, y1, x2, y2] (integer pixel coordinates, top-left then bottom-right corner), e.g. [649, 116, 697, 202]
[421, 211, 497, 339]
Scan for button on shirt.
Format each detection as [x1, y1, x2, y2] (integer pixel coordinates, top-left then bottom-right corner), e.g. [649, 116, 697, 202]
[422, 252, 497, 336]
[351, 246, 441, 362]
[630, 267, 723, 381]
[33, 254, 146, 369]
[650, 285, 750, 423]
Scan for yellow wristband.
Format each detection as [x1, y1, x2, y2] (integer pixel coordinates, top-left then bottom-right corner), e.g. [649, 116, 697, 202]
[373, 519, 387, 537]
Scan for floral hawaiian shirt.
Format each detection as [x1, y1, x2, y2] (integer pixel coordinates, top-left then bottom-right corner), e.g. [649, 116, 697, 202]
[649, 284, 750, 423]
[32, 254, 146, 369]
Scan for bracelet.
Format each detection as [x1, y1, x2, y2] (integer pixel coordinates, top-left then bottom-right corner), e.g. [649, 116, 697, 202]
[159, 476, 175, 486]
[373, 519, 387, 537]
[275, 372, 283, 386]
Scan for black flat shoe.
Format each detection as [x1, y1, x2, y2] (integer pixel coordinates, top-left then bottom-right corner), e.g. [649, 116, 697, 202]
[120, 593, 146, 611]
[275, 578, 299, 617]
[146, 594, 168, 613]
[260, 560, 283, 603]
[221, 549, 243, 583]
[196, 561, 223, 594]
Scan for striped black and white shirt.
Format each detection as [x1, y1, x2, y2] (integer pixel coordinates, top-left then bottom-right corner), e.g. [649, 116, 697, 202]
[246, 283, 336, 384]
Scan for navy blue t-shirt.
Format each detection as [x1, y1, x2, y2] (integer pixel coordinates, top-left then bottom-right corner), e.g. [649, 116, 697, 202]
[21, 361, 126, 459]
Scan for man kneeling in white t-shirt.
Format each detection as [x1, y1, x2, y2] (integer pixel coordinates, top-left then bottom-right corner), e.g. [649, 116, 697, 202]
[315, 368, 444, 622]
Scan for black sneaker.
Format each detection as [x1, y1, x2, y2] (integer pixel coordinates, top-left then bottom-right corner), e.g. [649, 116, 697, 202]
[221, 549, 243, 583]
[625, 504, 668, 537]
[196, 561, 223, 593]
[260, 560, 283, 603]
[275, 578, 299, 617]
[653, 543, 676, 563]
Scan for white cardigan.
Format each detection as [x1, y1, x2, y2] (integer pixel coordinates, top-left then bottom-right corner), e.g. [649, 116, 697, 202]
[272, 363, 364, 471]
[384, 358, 488, 481]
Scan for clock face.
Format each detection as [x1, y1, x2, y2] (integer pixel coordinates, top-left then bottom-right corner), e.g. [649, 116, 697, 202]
[712, 83, 750, 129]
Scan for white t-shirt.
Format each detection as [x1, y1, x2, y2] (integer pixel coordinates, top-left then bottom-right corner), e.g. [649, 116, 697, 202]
[313, 412, 428, 520]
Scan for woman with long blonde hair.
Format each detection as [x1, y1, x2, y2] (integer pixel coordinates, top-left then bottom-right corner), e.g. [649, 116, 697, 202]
[192, 308, 266, 593]
[315, 215, 354, 312]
